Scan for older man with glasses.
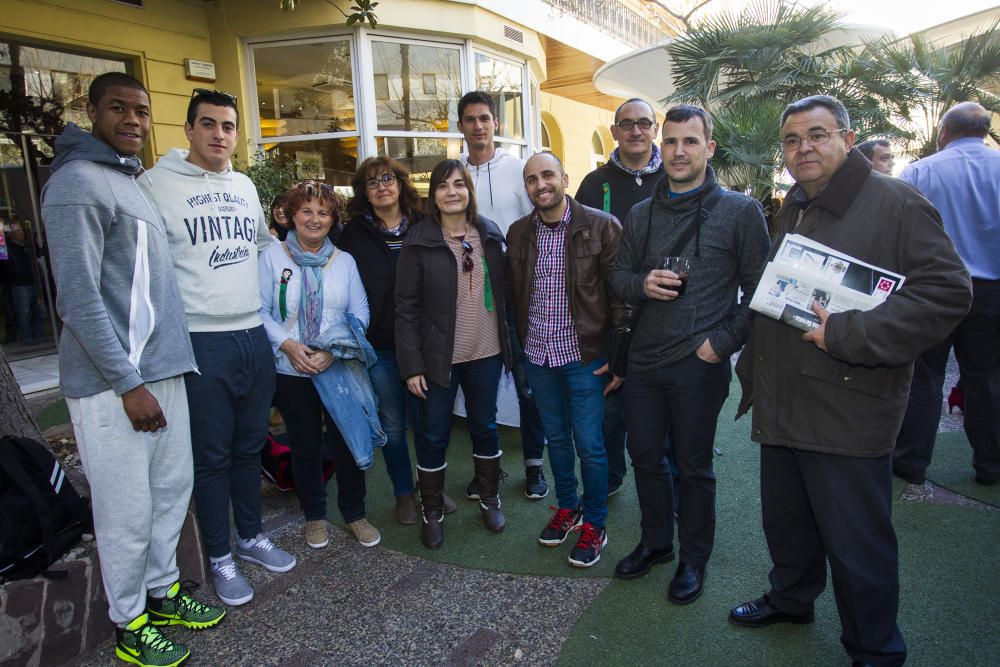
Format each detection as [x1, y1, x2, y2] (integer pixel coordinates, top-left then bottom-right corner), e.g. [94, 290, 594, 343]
[730, 95, 972, 667]
[576, 98, 667, 499]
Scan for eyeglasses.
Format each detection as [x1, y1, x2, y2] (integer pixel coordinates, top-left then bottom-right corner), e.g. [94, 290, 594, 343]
[365, 173, 396, 190]
[461, 240, 474, 273]
[191, 88, 238, 105]
[781, 128, 848, 150]
[616, 118, 655, 131]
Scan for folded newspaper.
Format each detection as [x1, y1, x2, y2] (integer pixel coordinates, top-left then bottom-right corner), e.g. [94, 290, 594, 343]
[749, 234, 906, 332]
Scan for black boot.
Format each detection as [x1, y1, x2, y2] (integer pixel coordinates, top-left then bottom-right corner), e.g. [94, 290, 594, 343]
[473, 453, 506, 532]
[417, 465, 446, 549]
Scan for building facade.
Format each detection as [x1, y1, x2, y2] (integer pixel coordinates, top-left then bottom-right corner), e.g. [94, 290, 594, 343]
[0, 0, 676, 370]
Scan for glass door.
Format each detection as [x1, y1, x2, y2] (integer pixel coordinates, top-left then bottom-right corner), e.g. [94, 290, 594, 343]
[0, 39, 127, 361]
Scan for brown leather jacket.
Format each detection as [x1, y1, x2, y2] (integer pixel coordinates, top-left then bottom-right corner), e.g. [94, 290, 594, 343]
[506, 196, 625, 365]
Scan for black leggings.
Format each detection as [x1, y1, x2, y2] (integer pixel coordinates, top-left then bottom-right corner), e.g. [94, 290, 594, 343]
[274, 374, 367, 523]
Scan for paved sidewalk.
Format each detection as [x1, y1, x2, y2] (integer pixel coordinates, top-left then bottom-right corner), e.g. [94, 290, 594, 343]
[68, 486, 607, 667]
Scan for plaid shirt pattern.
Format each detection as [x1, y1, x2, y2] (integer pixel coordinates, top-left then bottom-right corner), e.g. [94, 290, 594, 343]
[524, 197, 581, 367]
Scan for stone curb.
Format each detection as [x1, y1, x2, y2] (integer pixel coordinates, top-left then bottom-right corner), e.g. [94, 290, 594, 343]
[1, 507, 205, 666]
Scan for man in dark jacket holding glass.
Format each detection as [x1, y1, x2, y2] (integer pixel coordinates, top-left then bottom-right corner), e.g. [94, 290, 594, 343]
[610, 105, 770, 604]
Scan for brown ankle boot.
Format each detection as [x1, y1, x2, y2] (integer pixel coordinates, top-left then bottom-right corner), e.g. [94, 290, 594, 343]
[473, 453, 505, 533]
[417, 465, 446, 549]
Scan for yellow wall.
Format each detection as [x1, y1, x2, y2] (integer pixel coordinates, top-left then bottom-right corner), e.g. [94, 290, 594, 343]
[2, 0, 617, 177]
[0, 0, 212, 158]
[539, 91, 615, 193]
[204, 0, 547, 162]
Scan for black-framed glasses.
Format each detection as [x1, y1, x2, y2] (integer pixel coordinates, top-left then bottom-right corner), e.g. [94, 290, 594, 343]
[781, 128, 848, 150]
[191, 88, 238, 105]
[365, 173, 396, 190]
[616, 118, 655, 131]
[461, 240, 474, 273]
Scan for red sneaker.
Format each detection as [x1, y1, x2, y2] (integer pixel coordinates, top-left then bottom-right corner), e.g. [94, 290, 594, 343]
[538, 506, 582, 546]
[568, 522, 608, 568]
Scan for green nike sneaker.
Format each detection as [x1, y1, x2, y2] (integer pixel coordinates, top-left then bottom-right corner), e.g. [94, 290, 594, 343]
[115, 613, 190, 667]
[147, 581, 226, 630]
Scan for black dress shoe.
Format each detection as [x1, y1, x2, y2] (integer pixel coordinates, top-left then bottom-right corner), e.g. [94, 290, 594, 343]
[728, 595, 815, 627]
[667, 562, 705, 605]
[892, 466, 925, 485]
[614, 543, 674, 580]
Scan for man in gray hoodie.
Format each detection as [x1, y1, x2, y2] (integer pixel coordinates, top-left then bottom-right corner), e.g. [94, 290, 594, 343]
[42, 72, 224, 667]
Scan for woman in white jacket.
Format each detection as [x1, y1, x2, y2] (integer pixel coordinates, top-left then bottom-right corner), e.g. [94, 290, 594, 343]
[258, 181, 378, 550]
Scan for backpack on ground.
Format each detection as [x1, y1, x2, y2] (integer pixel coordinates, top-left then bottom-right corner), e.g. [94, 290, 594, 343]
[0, 435, 92, 581]
[261, 431, 335, 492]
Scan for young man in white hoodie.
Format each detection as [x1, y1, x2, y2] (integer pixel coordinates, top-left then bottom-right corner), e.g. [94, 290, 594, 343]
[139, 90, 295, 607]
[458, 91, 548, 501]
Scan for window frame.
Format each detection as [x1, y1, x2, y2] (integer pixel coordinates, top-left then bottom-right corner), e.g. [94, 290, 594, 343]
[244, 29, 534, 168]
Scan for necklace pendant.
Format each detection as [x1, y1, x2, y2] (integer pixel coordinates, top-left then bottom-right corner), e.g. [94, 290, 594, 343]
[635, 176, 643, 186]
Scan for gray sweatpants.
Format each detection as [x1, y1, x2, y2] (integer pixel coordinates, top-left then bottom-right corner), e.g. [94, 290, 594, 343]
[67, 376, 193, 625]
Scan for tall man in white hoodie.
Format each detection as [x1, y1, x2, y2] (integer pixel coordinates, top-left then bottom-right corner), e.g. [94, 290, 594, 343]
[458, 91, 548, 500]
[139, 89, 295, 607]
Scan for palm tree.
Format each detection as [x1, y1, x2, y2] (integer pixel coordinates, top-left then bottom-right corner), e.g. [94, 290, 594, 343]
[862, 19, 1000, 157]
[663, 0, 909, 203]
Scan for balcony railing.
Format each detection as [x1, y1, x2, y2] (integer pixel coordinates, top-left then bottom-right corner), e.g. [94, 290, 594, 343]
[543, 0, 671, 48]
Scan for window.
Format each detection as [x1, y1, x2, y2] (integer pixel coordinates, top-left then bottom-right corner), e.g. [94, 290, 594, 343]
[371, 39, 461, 132]
[474, 52, 524, 141]
[250, 38, 360, 185]
[377, 137, 461, 197]
[0, 41, 127, 136]
[591, 130, 606, 170]
[246, 33, 533, 190]
[253, 39, 356, 137]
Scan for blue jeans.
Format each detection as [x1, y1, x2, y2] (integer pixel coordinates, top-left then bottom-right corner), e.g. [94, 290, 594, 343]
[186, 326, 276, 558]
[507, 308, 546, 466]
[524, 357, 609, 528]
[368, 349, 416, 496]
[416, 355, 503, 469]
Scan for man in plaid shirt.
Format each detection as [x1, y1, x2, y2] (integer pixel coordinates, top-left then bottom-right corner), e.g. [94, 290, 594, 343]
[506, 152, 624, 568]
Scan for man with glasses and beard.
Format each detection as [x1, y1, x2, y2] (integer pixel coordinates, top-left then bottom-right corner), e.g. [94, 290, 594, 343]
[576, 98, 666, 499]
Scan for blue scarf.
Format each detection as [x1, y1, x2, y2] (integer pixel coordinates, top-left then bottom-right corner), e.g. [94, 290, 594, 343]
[610, 143, 663, 178]
[285, 231, 335, 344]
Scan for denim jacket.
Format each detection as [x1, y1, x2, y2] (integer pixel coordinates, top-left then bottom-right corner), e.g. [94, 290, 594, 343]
[309, 312, 386, 470]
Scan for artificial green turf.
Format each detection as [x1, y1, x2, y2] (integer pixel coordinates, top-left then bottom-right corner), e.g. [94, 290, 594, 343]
[925, 430, 1000, 506]
[331, 421, 641, 579]
[342, 377, 1000, 666]
[36, 379, 1000, 665]
[35, 398, 69, 432]
[559, 497, 1000, 666]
